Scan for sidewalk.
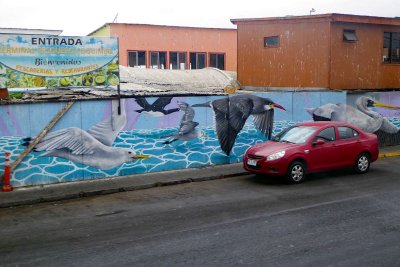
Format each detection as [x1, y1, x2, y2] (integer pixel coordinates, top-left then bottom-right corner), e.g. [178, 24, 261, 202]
[1, 146, 399, 208]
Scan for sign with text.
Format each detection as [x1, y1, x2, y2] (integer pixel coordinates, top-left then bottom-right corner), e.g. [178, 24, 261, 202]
[0, 35, 119, 88]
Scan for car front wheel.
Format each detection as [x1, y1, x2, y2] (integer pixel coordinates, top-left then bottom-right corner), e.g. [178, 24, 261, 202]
[354, 153, 370, 174]
[286, 161, 306, 183]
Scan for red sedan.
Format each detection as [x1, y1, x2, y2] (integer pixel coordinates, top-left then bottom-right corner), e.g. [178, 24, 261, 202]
[243, 121, 379, 183]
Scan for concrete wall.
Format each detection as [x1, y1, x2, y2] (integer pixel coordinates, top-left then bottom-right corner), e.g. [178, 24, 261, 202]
[1, 91, 400, 188]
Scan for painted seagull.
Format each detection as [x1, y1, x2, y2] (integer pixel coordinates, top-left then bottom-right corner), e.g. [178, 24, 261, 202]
[25, 99, 148, 170]
[192, 94, 286, 155]
[163, 102, 202, 144]
[134, 97, 180, 116]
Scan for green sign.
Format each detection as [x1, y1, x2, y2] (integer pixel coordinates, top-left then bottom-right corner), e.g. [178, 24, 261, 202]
[0, 35, 119, 88]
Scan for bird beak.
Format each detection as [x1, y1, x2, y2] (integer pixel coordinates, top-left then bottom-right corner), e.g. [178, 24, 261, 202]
[272, 103, 286, 111]
[373, 101, 400, 109]
[132, 154, 150, 159]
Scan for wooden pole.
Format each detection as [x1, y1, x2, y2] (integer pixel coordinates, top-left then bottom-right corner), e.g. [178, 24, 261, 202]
[9, 101, 75, 173]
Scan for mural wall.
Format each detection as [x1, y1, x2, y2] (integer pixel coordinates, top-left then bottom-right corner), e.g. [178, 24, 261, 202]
[2, 90, 399, 188]
[308, 91, 400, 146]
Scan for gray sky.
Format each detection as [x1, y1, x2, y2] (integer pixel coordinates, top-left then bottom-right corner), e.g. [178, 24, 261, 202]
[1, 0, 399, 36]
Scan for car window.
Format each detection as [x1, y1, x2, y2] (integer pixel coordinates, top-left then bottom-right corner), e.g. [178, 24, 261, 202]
[315, 127, 336, 142]
[338, 126, 359, 139]
[273, 126, 317, 144]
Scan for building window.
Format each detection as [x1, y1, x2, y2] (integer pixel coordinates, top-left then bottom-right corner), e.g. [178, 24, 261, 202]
[209, 53, 225, 70]
[343, 29, 358, 42]
[190, 52, 206, 69]
[128, 51, 146, 68]
[383, 32, 400, 63]
[150, 51, 167, 69]
[170, 52, 186, 70]
[264, 36, 279, 47]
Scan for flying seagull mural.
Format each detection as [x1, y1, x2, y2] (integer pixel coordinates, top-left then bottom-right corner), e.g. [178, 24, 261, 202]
[193, 94, 286, 155]
[134, 97, 180, 116]
[24, 99, 148, 170]
[163, 102, 202, 145]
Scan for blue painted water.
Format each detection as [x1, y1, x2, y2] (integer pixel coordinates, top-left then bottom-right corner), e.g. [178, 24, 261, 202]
[0, 121, 295, 187]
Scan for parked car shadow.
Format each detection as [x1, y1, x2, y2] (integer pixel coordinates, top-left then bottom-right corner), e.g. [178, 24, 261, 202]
[248, 167, 371, 186]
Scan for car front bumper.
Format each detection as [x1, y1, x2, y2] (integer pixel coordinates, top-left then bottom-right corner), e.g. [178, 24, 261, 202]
[243, 155, 289, 176]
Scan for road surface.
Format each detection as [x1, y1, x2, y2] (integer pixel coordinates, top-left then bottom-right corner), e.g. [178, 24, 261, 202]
[1, 157, 400, 266]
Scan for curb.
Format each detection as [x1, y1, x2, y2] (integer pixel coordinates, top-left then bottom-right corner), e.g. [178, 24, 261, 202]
[0, 163, 248, 208]
[378, 152, 400, 158]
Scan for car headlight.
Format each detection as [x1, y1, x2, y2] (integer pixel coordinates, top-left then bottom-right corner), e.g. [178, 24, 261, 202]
[267, 151, 285, 161]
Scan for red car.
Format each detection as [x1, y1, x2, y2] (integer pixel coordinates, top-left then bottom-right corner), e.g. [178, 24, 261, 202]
[243, 121, 379, 183]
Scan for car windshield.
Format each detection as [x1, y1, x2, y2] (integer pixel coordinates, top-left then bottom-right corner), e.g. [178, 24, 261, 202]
[272, 126, 317, 144]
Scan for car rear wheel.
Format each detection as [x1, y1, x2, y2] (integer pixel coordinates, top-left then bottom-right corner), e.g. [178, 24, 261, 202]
[286, 161, 306, 183]
[354, 153, 370, 174]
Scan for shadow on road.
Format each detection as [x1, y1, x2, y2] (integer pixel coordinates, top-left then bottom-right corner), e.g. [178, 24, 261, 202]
[246, 167, 372, 186]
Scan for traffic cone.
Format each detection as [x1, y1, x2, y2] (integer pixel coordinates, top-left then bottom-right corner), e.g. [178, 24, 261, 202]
[2, 152, 13, 192]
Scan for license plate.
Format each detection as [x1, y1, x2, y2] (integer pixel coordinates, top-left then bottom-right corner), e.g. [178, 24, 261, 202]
[247, 159, 257, 166]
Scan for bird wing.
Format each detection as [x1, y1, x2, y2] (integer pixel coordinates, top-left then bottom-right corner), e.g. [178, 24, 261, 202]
[252, 109, 274, 139]
[178, 121, 199, 135]
[180, 105, 195, 125]
[35, 127, 97, 155]
[214, 98, 253, 155]
[152, 97, 173, 109]
[380, 118, 399, 134]
[87, 99, 126, 146]
[86, 117, 121, 146]
[134, 97, 150, 109]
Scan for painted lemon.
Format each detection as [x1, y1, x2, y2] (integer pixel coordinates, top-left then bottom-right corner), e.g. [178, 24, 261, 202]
[108, 63, 118, 71]
[95, 75, 105, 84]
[107, 74, 119, 85]
[60, 78, 70, 86]
[34, 77, 46, 87]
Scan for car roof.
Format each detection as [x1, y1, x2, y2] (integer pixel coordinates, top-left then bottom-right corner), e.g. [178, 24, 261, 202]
[296, 121, 360, 129]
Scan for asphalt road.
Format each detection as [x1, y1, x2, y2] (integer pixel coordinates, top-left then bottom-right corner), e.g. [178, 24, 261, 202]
[1, 157, 400, 267]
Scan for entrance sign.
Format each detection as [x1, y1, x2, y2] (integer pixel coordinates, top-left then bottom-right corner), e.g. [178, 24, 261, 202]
[0, 35, 119, 88]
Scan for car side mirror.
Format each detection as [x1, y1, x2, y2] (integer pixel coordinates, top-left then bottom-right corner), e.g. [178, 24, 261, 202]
[313, 138, 325, 146]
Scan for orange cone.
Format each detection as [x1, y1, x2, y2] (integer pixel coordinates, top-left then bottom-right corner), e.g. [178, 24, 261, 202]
[2, 152, 13, 192]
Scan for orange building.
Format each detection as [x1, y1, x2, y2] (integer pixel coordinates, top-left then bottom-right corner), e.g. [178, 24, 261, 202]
[88, 23, 237, 71]
[231, 14, 400, 90]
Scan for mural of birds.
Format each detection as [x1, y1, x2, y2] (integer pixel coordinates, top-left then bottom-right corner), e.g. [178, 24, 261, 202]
[25, 99, 148, 170]
[134, 97, 180, 116]
[307, 96, 400, 134]
[163, 102, 201, 144]
[192, 94, 286, 155]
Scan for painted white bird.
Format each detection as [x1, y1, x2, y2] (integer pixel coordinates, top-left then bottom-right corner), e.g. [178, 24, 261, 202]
[307, 96, 400, 134]
[31, 99, 148, 170]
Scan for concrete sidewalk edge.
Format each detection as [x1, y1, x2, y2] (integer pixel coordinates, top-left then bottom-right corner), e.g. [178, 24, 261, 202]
[0, 163, 248, 208]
